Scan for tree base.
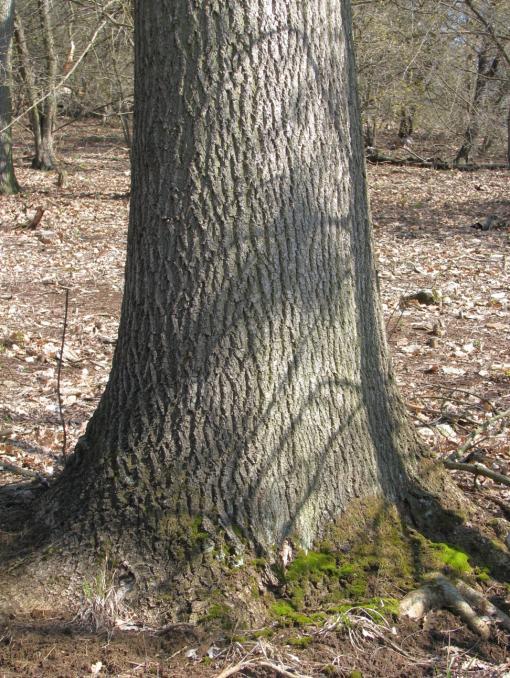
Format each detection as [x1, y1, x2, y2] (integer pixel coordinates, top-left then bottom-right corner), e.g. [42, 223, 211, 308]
[2, 471, 509, 637]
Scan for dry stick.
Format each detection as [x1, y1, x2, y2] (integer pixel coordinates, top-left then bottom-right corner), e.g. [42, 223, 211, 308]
[57, 289, 70, 461]
[0, 458, 48, 485]
[215, 661, 312, 678]
[449, 408, 510, 461]
[421, 383, 495, 412]
[443, 460, 510, 487]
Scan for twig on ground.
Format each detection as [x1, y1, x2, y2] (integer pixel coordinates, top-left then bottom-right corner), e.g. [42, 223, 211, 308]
[444, 460, 510, 487]
[215, 661, 312, 678]
[420, 384, 496, 413]
[57, 288, 70, 461]
[450, 409, 510, 461]
[0, 458, 49, 485]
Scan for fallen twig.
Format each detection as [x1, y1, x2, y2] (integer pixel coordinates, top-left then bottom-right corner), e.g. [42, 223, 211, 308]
[215, 661, 312, 678]
[14, 207, 45, 230]
[366, 149, 508, 171]
[0, 457, 49, 485]
[420, 384, 496, 414]
[57, 288, 70, 460]
[449, 409, 510, 461]
[444, 460, 510, 487]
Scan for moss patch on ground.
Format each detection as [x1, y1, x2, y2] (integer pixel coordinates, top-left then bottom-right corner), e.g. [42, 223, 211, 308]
[268, 498, 495, 624]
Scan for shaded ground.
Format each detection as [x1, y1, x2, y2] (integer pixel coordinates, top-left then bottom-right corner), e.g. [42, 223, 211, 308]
[0, 124, 509, 676]
[0, 611, 508, 677]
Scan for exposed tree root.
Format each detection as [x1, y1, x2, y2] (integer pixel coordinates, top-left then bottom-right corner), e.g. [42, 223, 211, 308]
[399, 573, 510, 639]
[455, 580, 510, 632]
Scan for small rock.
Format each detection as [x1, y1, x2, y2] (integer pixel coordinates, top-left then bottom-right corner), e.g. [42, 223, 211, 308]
[401, 289, 442, 307]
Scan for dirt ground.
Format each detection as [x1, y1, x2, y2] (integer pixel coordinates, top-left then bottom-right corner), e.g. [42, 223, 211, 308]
[0, 123, 509, 676]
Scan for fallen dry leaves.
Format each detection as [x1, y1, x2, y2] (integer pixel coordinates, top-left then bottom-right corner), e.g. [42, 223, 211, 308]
[0, 125, 509, 518]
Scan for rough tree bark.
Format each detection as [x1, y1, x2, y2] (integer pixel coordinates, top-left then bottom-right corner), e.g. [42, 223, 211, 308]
[0, 0, 20, 194]
[13, 0, 439, 616]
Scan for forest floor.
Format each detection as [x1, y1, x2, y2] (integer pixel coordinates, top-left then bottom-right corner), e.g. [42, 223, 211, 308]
[0, 123, 509, 676]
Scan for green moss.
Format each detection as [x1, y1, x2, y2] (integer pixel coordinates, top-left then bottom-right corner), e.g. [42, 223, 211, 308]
[286, 552, 340, 580]
[252, 627, 273, 639]
[155, 513, 213, 562]
[286, 635, 313, 648]
[345, 577, 368, 597]
[191, 516, 208, 539]
[429, 542, 472, 575]
[326, 603, 355, 615]
[200, 602, 234, 629]
[280, 503, 420, 615]
[365, 597, 400, 617]
[271, 600, 313, 625]
[475, 567, 490, 582]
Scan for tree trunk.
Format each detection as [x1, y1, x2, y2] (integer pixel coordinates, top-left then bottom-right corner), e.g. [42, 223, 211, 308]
[455, 45, 498, 166]
[0, 0, 20, 194]
[13, 1, 56, 170]
[507, 100, 510, 168]
[44, 0, 423, 562]
[31, 0, 57, 170]
[13, 10, 43, 164]
[398, 105, 415, 141]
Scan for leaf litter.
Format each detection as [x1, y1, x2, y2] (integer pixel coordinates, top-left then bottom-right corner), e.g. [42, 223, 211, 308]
[0, 125, 509, 676]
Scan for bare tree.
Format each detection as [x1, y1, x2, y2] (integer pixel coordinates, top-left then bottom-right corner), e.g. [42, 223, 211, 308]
[0, 0, 20, 193]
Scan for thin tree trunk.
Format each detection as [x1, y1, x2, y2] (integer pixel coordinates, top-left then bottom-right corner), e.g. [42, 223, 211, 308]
[0, 0, 20, 194]
[507, 101, 510, 168]
[398, 105, 415, 140]
[31, 0, 57, 170]
[455, 45, 498, 165]
[13, 10, 42, 164]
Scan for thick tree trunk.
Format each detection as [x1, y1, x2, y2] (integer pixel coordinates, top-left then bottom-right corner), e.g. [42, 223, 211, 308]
[43, 0, 423, 578]
[0, 0, 20, 194]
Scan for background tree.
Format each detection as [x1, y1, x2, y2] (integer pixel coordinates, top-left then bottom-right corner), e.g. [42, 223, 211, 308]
[12, 0, 133, 168]
[353, 0, 510, 163]
[0, 0, 20, 193]
[13, 0, 58, 169]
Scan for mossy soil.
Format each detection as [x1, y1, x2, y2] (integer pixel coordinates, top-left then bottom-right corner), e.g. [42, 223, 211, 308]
[1, 487, 509, 677]
[257, 498, 506, 632]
